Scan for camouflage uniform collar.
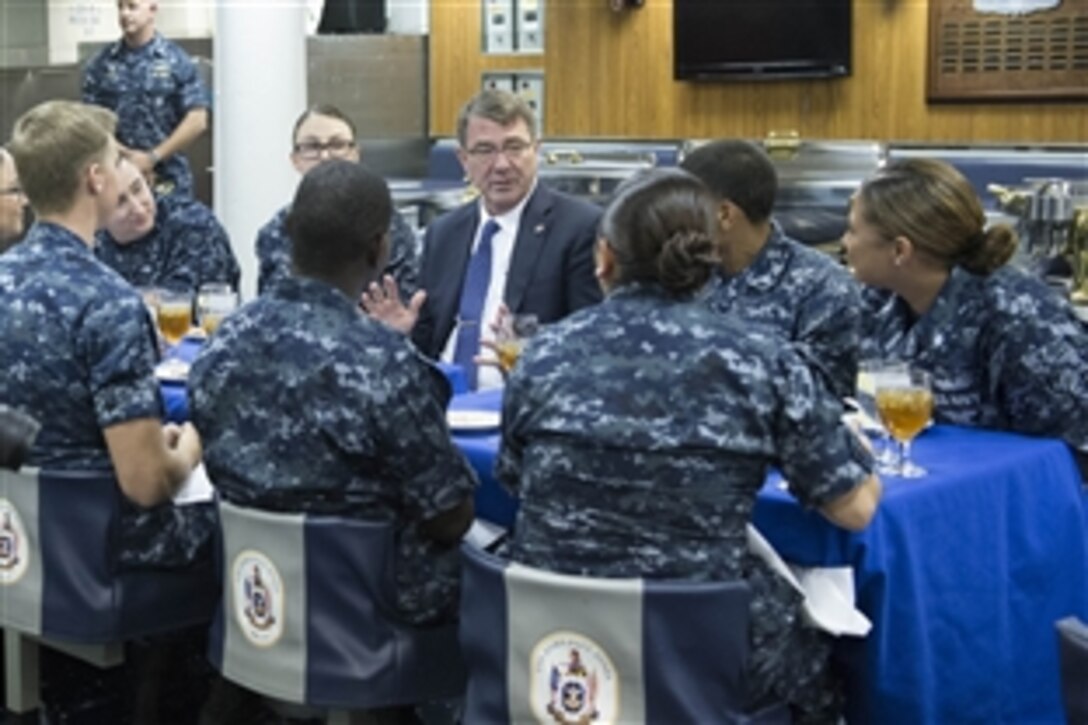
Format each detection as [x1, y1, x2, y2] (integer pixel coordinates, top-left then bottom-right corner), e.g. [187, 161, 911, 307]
[722, 222, 791, 294]
[886, 267, 969, 352]
[270, 275, 361, 316]
[28, 222, 94, 257]
[608, 280, 697, 303]
[109, 31, 167, 58]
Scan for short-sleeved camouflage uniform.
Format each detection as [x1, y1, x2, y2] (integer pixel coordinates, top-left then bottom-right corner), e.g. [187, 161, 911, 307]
[860, 264, 1088, 463]
[96, 193, 239, 292]
[189, 276, 477, 624]
[703, 224, 861, 400]
[500, 282, 873, 721]
[82, 32, 210, 198]
[0, 222, 215, 569]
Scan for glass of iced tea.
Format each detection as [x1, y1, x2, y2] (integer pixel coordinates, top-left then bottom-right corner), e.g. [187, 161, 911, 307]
[197, 283, 238, 336]
[494, 313, 539, 374]
[156, 289, 192, 346]
[874, 366, 934, 478]
[856, 359, 907, 474]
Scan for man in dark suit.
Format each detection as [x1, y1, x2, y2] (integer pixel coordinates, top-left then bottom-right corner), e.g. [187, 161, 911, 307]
[364, 89, 601, 389]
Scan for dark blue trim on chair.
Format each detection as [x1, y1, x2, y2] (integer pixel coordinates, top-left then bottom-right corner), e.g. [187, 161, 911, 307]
[37, 470, 119, 642]
[459, 544, 510, 723]
[35, 470, 217, 644]
[642, 579, 751, 720]
[303, 516, 465, 709]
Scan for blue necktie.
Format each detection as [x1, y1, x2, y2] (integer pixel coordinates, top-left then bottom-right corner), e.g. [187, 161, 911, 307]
[454, 218, 501, 389]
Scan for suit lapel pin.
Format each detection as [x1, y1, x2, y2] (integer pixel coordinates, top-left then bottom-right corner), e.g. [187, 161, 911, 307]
[534, 223, 546, 235]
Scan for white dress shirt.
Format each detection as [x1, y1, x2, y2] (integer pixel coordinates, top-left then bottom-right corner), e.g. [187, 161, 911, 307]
[441, 182, 536, 390]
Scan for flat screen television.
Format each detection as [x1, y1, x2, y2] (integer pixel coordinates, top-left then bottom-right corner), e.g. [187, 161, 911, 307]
[674, 0, 852, 81]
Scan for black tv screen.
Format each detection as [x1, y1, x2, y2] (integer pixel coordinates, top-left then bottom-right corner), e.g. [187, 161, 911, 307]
[674, 0, 852, 81]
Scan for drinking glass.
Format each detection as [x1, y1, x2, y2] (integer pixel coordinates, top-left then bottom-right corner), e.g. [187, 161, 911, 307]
[197, 283, 238, 336]
[136, 286, 160, 319]
[855, 360, 907, 474]
[156, 289, 193, 346]
[874, 366, 934, 478]
[494, 314, 539, 374]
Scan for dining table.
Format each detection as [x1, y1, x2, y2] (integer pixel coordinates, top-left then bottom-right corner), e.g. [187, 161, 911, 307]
[158, 344, 1087, 724]
[447, 388, 1088, 725]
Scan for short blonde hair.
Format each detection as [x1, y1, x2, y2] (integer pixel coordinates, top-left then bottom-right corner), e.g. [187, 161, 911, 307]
[9, 101, 117, 215]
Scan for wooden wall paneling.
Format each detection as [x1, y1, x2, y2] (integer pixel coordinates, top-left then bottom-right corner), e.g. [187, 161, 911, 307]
[430, 0, 1088, 142]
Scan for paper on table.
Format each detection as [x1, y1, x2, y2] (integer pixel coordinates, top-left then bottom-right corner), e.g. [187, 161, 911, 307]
[746, 524, 871, 637]
[174, 463, 215, 505]
[463, 518, 507, 550]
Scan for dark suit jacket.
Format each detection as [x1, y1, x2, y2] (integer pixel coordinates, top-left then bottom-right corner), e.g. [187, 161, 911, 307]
[412, 184, 602, 358]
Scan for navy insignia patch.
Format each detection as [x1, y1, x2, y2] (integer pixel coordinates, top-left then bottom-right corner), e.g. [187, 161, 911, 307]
[0, 499, 29, 585]
[231, 549, 284, 646]
[531, 631, 618, 724]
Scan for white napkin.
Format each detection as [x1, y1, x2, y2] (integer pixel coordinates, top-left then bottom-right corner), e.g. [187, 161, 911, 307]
[463, 517, 507, 550]
[173, 463, 215, 505]
[746, 524, 871, 637]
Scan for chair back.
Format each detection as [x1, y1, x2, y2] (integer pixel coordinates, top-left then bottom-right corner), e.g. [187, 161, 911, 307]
[1056, 616, 1088, 724]
[0, 467, 217, 643]
[210, 500, 464, 710]
[459, 544, 791, 724]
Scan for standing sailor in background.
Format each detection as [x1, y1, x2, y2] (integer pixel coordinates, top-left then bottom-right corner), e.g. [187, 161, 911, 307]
[82, 0, 210, 198]
[681, 140, 862, 400]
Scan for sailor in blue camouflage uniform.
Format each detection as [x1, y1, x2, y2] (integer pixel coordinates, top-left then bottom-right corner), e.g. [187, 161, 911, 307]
[257, 203, 417, 298]
[82, 0, 209, 198]
[256, 105, 419, 299]
[499, 169, 881, 724]
[1, 101, 213, 570]
[96, 158, 239, 291]
[682, 140, 861, 400]
[191, 160, 475, 625]
[845, 158, 1088, 472]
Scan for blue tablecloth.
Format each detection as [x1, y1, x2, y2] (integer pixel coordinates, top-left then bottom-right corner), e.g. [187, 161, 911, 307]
[449, 389, 508, 525]
[448, 389, 1088, 725]
[159, 337, 204, 423]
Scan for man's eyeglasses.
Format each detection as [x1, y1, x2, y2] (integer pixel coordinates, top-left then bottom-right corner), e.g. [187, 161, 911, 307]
[293, 139, 356, 160]
[465, 140, 534, 163]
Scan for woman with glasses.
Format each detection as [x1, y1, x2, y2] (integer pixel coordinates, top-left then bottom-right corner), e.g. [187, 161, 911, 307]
[0, 146, 29, 249]
[254, 104, 420, 299]
[499, 168, 881, 723]
[843, 158, 1088, 473]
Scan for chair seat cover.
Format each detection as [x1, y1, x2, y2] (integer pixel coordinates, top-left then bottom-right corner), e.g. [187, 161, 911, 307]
[459, 544, 791, 724]
[209, 500, 465, 710]
[0, 468, 217, 644]
[1056, 616, 1088, 724]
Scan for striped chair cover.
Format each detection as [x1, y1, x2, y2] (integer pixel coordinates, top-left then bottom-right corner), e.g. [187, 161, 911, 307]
[209, 500, 465, 710]
[459, 543, 792, 724]
[0, 467, 217, 643]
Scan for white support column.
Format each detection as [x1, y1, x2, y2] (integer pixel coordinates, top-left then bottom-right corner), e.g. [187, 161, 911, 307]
[214, 1, 308, 301]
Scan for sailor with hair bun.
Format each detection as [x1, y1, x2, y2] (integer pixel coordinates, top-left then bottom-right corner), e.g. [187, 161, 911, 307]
[845, 157, 1088, 472]
[499, 167, 881, 724]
